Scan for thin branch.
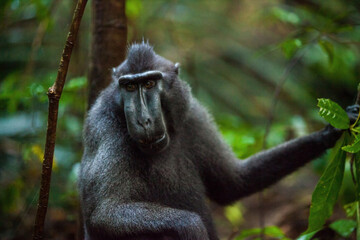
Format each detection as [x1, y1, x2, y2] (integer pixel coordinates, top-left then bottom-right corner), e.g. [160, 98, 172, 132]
[261, 35, 320, 150]
[349, 84, 360, 187]
[356, 84, 360, 105]
[32, 1, 88, 239]
[325, 34, 360, 46]
[262, 50, 307, 149]
[351, 155, 356, 184]
[258, 44, 309, 240]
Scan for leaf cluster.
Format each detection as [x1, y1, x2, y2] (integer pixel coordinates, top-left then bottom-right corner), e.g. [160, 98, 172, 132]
[299, 97, 360, 239]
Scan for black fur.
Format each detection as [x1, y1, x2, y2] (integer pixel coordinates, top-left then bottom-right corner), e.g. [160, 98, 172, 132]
[79, 42, 350, 240]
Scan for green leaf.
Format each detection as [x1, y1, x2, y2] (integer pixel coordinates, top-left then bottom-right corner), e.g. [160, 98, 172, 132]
[353, 126, 360, 133]
[355, 153, 360, 239]
[297, 230, 321, 240]
[318, 40, 334, 64]
[342, 137, 360, 153]
[344, 201, 357, 217]
[329, 219, 356, 237]
[355, 153, 360, 201]
[235, 226, 289, 240]
[126, 0, 143, 19]
[317, 98, 350, 129]
[357, 203, 360, 240]
[281, 38, 302, 59]
[271, 7, 301, 25]
[224, 203, 243, 226]
[305, 134, 347, 233]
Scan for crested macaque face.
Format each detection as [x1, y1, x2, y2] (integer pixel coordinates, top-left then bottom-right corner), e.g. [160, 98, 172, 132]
[118, 71, 169, 154]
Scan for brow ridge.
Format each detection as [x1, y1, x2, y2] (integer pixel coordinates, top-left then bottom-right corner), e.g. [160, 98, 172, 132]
[118, 70, 163, 85]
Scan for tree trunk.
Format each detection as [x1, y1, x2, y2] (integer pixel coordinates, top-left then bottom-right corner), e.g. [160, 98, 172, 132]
[80, 1, 127, 238]
[88, 0, 127, 108]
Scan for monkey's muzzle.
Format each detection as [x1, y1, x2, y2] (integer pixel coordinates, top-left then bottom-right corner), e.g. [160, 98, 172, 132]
[137, 133, 169, 154]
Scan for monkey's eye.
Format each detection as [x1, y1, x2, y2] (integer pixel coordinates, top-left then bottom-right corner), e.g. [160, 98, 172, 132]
[125, 83, 136, 92]
[144, 80, 156, 89]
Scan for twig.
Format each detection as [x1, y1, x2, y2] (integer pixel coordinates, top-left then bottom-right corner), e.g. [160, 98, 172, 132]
[349, 84, 360, 187]
[32, 1, 88, 239]
[259, 46, 308, 240]
[324, 34, 360, 46]
[356, 84, 360, 105]
[262, 50, 307, 149]
[350, 155, 356, 185]
[227, 230, 240, 240]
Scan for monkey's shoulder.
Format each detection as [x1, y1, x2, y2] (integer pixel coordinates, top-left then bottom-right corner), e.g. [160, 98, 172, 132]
[181, 99, 222, 144]
[186, 98, 216, 127]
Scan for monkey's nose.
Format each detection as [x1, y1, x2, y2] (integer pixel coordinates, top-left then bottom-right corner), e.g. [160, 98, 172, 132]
[137, 118, 151, 129]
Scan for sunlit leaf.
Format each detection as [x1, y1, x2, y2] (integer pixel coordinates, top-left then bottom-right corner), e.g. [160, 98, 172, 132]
[305, 134, 346, 233]
[31, 144, 58, 170]
[329, 219, 356, 237]
[126, 0, 143, 19]
[224, 203, 243, 227]
[317, 98, 349, 129]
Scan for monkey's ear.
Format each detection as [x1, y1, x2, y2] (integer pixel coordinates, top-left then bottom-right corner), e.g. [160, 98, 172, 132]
[174, 63, 180, 75]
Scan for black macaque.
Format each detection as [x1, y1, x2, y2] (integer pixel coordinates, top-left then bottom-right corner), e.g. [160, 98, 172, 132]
[79, 42, 359, 240]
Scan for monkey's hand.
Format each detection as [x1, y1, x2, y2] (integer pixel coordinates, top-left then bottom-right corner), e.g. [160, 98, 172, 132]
[346, 104, 360, 124]
[87, 201, 209, 240]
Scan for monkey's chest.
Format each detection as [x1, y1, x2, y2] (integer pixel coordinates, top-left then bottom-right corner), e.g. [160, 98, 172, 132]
[129, 158, 205, 210]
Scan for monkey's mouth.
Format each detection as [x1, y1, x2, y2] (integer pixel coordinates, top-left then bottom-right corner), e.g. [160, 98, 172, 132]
[137, 133, 169, 154]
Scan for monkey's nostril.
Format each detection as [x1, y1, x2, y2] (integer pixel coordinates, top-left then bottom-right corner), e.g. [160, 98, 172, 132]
[137, 118, 151, 128]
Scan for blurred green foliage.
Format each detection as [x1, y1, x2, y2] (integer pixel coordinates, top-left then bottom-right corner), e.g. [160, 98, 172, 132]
[235, 226, 290, 240]
[0, 0, 359, 239]
[329, 219, 357, 238]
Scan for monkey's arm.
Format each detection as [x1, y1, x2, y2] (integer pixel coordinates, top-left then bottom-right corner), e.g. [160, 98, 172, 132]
[201, 127, 340, 205]
[86, 201, 208, 240]
[188, 103, 343, 205]
[236, 127, 340, 197]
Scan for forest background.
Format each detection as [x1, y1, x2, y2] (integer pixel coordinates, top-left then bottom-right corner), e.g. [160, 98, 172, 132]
[0, 0, 360, 239]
